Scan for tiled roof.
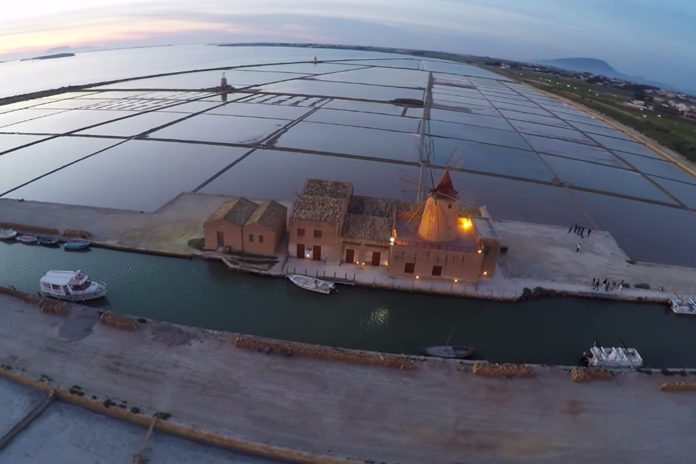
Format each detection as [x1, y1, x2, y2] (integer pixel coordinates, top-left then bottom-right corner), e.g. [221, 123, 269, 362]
[303, 179, 352, 199]
[343, 214, 392, 242]
[348, 195, 409, 218]
[208, 198, 258, 226]
[247, 200, 287, 229]
[292, 195, 347, 222]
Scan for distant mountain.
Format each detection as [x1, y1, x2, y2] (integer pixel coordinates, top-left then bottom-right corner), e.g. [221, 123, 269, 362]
[537, 57, 673, 90]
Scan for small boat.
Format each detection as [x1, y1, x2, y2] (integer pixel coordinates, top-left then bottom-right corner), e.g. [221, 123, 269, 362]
[424, 345, 476, 359]
[287, 274, 335, 294]
[37, 236, 60, 247]
[670, 298, 696, 315]
[63, 241, 91, 251]
[0, 229, 18, 240]
[16, 234, 38, 244]
[39, 270, 107, 302]
[582, 345, 642, 368]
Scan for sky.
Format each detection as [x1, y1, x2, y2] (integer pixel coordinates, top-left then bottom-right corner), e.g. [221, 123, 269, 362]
[2, 0, 695, 92]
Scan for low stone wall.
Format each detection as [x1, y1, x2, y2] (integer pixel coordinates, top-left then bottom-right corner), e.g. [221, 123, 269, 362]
[659, 382, 696, 392]
[234, 335, 417, 370]
[569, 367, 613, 383]
[0, 222, 60, 236]
[471, 362, 535, 378]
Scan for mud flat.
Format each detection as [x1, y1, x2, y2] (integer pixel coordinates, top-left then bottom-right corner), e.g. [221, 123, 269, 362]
[1, 291, 696, 463]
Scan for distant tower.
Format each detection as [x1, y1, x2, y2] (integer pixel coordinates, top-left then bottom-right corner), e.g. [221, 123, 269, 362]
[220, 72, 228, 89]
[417, 171, 460, 242]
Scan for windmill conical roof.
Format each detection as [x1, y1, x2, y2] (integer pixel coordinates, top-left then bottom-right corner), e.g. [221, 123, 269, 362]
[433, 170, 457, 199]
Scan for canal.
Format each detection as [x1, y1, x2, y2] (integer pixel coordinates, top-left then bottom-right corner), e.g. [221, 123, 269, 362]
[1, 241, 694, 367]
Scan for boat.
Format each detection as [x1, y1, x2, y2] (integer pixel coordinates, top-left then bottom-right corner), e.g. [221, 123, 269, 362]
[16, 234, 38, 244]
[39, 270, 107, 302]
[287, 274, 335, 294]
[0, 229, 18, 240]
[37, 236, 60, 247]
[670, 298, 696, 315]
[582, 345, 643, 368]
[424, 345, 476, 359]
[63, 241, 91, 251]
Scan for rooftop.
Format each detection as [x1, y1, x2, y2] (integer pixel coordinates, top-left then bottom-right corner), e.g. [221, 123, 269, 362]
[303, 179, 352, 199]
[343, 214, 392, 242]
[394, 216, 478, 252]
[347, 195, 409, 218]
[208, 198, 258, 226]
[292, 195, 347, 223]
[246, 200, 286, 229]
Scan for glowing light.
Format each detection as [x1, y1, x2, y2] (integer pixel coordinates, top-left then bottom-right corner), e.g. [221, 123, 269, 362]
[458, 217, 473, 231]
[477, 249, 482, 254]
[483, 271, 488, 276]
[416, 275, 420, 279]
[454, 279, 458, 283]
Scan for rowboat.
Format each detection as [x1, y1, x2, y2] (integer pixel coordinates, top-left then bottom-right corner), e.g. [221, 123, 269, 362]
[424, 345, 476, 359]
[64, 241, 91, 251]
[287, 274, 335, 294]
[16, 234, 38, 244]
[0, 229, 18, 240]
[37, 236, 61, 247]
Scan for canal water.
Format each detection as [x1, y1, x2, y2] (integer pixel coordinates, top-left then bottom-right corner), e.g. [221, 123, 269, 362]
[1, 242, 694, 367]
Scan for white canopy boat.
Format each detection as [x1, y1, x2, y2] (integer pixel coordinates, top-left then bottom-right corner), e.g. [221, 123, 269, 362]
[287, 274, 335, 294]
[39, 270, 107, 302]
[584, 345, 642, 368]
[670, 298, 696, 315]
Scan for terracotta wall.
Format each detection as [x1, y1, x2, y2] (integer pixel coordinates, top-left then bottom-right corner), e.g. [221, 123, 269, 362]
[204, 221, 243, 251]
[288, 218, 343, 263]
[387, 246, 483, 282]
[243, 221, 286, 256]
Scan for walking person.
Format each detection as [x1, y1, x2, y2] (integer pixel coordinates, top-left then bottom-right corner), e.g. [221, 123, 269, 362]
[588, 229, 592, 237]
[576, 242, 581, 253]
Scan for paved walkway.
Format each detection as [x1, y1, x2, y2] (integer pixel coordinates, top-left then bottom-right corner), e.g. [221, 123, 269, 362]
[1, 293, 695, 464]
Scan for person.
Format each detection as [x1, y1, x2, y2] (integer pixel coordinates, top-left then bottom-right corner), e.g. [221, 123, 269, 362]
[568, 225, 573, 233]
[576, 242, 581, 253]
[588, 229, 592, 237]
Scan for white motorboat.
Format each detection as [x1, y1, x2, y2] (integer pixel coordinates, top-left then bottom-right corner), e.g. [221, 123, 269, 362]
[584, 345, 642, 368]
[670, 298, 696, 315]
[0, 229, 18, 240]
[287, 274, 335, 294]
[39, 270, 107, 302]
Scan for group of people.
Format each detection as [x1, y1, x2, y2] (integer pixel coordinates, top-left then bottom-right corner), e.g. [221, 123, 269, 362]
[569, 224, 592, 253]
[569, 224, 591, 238]
[592, 277, 624, 292]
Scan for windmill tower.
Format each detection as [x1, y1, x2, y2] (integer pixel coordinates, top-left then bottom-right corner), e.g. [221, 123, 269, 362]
[417, 170, 460, 242]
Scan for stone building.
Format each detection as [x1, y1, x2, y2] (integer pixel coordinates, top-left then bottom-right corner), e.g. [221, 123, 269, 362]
[288, 172, 501, 282]
[288, 180, 352, 262]
[388, 171, 500, 282]
[204, 198, 286, 255]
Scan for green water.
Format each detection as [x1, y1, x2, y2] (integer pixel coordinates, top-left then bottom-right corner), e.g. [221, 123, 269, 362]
[1, 241, 694, 367]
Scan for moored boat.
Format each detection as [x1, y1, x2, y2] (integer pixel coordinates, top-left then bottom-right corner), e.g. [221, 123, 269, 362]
[0, 229, 18, 240]
[582, 345, 642, 368]
[287, 274, 335, 294]
[63, 241, 91, 251]
[39, 270, 107, 302]
[670, 298, 696, 315]
[16, 234, 38, 244]
[424, 345, 476, 359]
[37, 236, 60, 247]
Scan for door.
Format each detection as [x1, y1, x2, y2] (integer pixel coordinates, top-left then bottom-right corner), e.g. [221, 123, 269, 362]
[296, 243, 305, 259]
[371, 251, 381, 266]
[216, 231, 224, 248]
[312, 245, 322, 261]
[345, 248, 355, 264]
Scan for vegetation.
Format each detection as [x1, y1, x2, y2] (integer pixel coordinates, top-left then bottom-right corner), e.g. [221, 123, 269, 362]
[187, 237, 205, 250]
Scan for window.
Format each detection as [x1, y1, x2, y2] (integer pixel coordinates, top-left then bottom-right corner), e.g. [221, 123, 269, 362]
[248, 234, 254, 242]
[404, 262, 415, 274]
[313, 229, 322, 239]
[432, 265, 442, 276]
[448, 204, 452, 209]
[297, 228, 305, 237]
[259, 235, 264, 243]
